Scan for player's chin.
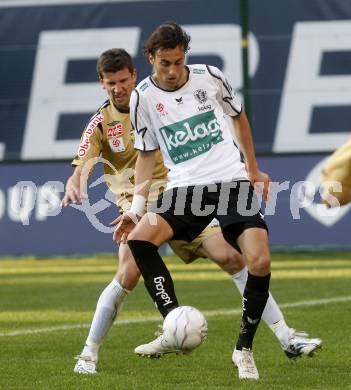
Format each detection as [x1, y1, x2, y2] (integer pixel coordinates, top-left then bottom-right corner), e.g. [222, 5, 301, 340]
[114, 96, 127, 106]
[166, 78, 178, 87]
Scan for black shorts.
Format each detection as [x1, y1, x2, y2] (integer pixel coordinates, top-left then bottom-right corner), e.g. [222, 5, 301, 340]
[150, 180, 268, 247]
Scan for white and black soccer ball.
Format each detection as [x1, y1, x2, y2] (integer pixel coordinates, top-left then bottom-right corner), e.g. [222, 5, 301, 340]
[162, 306, 208, 352]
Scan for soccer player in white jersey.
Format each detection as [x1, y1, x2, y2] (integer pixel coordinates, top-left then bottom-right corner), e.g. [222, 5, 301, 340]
[62, 48, 321, 377]
[114, 22, 321, 381]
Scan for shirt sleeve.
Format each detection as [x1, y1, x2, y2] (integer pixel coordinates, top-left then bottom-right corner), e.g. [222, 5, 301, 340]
[206, 65, 242, 117]
[71, 113, 103, 166]
[130, 89, 159, 151]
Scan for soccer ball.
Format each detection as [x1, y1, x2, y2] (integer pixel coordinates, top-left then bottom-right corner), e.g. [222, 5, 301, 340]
[162, 306, 208, 352]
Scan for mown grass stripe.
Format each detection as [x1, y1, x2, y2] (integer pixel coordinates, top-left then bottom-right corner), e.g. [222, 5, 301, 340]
[0, 259, 350, 273]
[1, 295, 350, 337]
[1, 268, 351, 285]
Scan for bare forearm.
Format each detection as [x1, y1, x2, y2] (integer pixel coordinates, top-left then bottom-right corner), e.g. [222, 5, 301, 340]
[233, 112, 271, 200]
[134, 150, 156, 198]
[233, 112, 259, 173]
[70, 165, 82, 184]
[61, 165, 84, 206]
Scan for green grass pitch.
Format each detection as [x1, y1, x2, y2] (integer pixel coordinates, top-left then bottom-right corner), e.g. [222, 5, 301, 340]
[0, 253, 351, 389]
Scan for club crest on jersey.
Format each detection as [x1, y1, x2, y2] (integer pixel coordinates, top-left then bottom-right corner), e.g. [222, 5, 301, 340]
[175, 97, 183, 105]
[156, 103, 164, 112]
[193, 89, 207, 104]
[107, 122, 124, 138]
[109, 137, 126, 153]
[156, 102, 168, 117]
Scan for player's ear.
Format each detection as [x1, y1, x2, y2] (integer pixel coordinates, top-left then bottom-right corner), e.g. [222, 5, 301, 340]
[99, 76, 106, 89]
[132, 68, 137, 82]
[148, 53, 154, 65]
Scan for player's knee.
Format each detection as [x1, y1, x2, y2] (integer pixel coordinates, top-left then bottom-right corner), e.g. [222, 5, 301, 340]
[128, 224, 153, 242]
[116, 251, 141, 290]
[250, 254, 271, 275]
[128, 213, 172, 245]
[227, 247, 244, 266]
[116, 267, 141, 290]
[211, 247, 244, 274]
[128, 229, 164, 247]
[128, 229, 141, 241]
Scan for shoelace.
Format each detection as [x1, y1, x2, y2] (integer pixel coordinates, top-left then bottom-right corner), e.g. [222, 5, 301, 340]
[148, 324, 166, 345]
[238, 351, 257, 374]
[148, 335, 165, 346]
[74, 354, 96, 363]
[154, 324, 163, 337]
[74, 355, 97, 373]
[290, 329, 309, 338]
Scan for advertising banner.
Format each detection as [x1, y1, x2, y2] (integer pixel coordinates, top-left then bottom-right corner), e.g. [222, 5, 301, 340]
[0, 0, 350, 161]
[0, 156, 350, 255]
[0, 0, 350, 254]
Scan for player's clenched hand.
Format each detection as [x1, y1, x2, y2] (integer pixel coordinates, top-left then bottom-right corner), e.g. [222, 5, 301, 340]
[111, 211, 139, 243]
[60, 176, 87, 207]
[248, 169, 271, 202]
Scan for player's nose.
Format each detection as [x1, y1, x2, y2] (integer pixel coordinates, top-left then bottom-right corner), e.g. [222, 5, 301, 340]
[168, 66, 176, 76]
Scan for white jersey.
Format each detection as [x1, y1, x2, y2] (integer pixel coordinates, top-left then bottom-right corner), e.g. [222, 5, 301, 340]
[130, 64, 248, 189]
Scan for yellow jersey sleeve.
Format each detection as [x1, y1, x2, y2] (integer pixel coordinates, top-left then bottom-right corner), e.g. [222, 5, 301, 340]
[72, 112, 104, 166]
[320, 138, 351, 205]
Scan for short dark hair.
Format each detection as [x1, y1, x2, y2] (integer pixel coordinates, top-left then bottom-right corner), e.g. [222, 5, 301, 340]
[144, 21, 191, 58]
[96, 48, 134, 78]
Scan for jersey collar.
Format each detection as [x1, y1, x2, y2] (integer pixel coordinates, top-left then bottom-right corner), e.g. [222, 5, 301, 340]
[110, 98, 130, 114]
[149, 66, 190, 92]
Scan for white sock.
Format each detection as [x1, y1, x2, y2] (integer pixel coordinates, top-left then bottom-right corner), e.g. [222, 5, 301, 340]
[231, 267, 290, 348]
[82, 279, 128, 358]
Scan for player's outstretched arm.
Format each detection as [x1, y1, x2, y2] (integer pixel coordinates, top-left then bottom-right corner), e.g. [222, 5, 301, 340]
[133, 150, 157, 200]
[61, 166, 87, 207]
[232, 112, 271, 201]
